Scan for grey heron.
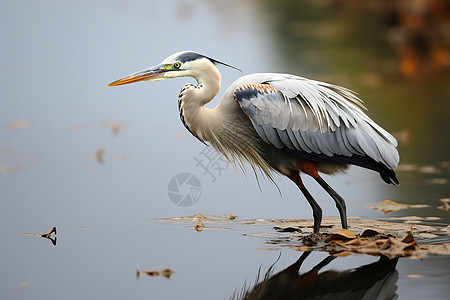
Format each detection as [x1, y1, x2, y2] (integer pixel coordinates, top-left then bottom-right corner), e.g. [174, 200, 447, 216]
[108, 51, 399, 233]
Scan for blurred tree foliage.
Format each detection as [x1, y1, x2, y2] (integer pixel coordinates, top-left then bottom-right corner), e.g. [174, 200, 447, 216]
[259, 0, 450, 164]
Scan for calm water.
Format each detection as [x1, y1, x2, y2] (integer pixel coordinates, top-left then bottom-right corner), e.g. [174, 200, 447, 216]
[1, 1, 449, 299]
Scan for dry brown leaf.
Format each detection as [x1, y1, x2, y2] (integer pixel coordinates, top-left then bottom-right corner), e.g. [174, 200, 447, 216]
[438, 201, 450, 212]
[137, 268, 174, 279]
[360, 229, 380, 237]
[326, 235, 420, 259]
[22, 226, 57, 246]
[102, 121, 124, 135]
[325, 229, 356, 242]
[157, 215, 450, 257]
[274, 226, 302, 233]
[193, 213, 207, 219]
[160, 268, 174, 279]
[8, 120, 30, 129]
[194, 220, 205, 232]
[330, 229, 356, 239]
[406, 273, 424, 278]
[369, 199, 429, 214]
[225, 213, 237, 220]
[0, 166, 21, 172]
[95, 148, 106, 164]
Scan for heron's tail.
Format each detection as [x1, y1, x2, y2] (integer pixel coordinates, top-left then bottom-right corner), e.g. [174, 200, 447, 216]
[380, 168, 399, 186]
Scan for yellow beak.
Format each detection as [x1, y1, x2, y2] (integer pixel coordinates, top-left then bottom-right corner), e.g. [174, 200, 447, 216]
[107, 64, 169, 87]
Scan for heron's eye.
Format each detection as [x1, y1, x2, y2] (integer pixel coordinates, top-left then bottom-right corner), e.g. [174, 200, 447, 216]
[173, 62, 181, 69]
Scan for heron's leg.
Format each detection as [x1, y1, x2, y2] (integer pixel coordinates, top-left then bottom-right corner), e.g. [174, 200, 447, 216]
[288, 172, 323, 233]
[295, 161, 348, 230]
[315, 176, 348, 229]
[312, 255, 336, 271]
[284, 251, 312, 275]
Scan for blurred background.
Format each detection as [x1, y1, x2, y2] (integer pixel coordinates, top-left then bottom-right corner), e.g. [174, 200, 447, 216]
[1, 0, 449, 299]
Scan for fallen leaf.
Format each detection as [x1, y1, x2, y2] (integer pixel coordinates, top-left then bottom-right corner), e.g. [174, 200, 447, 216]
[360, 229, 380, 237]
[326, 229, 356, 242]
[194, 213, 207, 219]
[274, 226, 302, 233]
[369, 200, 430, 214]
[438, 199, 450, 212]
[406, 273, 424, 278]
[8, 120, 30, 129]
[224, 213, 237, 220]
[160, 268, 174, 279]
[102, 121, 124, 135]
[0, 166, 21, 172]
[401, 226, 414, 243]
[95, 148, 106, 164]
[156, 215, 449, 257]
[22, 226, 57, 246]
[137, 268, 174, 279]
[194, 220, 204, 232]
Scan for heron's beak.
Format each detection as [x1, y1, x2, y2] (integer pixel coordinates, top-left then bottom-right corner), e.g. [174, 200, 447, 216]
[107, 64, 170, 87]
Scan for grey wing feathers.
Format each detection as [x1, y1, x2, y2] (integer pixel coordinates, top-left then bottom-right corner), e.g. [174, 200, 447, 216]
[232, 74, 399, 169]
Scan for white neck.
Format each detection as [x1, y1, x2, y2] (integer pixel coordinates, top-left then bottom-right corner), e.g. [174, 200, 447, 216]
[178, 60, 222, 142]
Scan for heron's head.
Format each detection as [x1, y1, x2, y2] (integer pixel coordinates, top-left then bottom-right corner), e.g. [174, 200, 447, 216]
[107, 50, 240, 86]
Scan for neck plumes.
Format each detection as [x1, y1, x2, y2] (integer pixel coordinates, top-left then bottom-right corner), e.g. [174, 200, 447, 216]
[178, 64, 222, 142]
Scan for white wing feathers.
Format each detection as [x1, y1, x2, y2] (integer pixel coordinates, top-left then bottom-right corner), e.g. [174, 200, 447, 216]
[232, 74, 399, 168]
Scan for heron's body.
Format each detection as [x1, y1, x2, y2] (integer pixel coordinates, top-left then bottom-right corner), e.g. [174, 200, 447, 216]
[108, 51, 399, 233]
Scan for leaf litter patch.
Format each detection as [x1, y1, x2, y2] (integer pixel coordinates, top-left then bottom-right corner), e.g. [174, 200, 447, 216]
[368, 199, 430, 214]
[157, 214, 450, 258]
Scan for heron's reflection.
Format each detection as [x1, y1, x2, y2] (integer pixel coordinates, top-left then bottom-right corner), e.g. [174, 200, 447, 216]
[233, 251, 399, 300]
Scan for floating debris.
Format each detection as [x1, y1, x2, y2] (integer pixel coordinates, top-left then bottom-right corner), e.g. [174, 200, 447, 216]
[274, 226, 302, 233]
[368, 199, 430, 214]
[22, 226, 57, 246]
[438, 198, 450, 212]
[406, 273, 424, 279]
[324, 227, 420, 259]
[224, 213, 237, 220]
[0, 165, 21, 172]
[194, 220, 205, 232]
[102, 121, 124, 136]
[157, 215, 450, 258]
[7, 120, 30, 129]
[137, 268, 174, 279]
[325, 229, 357, 242]
[94, 148, 106, 164]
